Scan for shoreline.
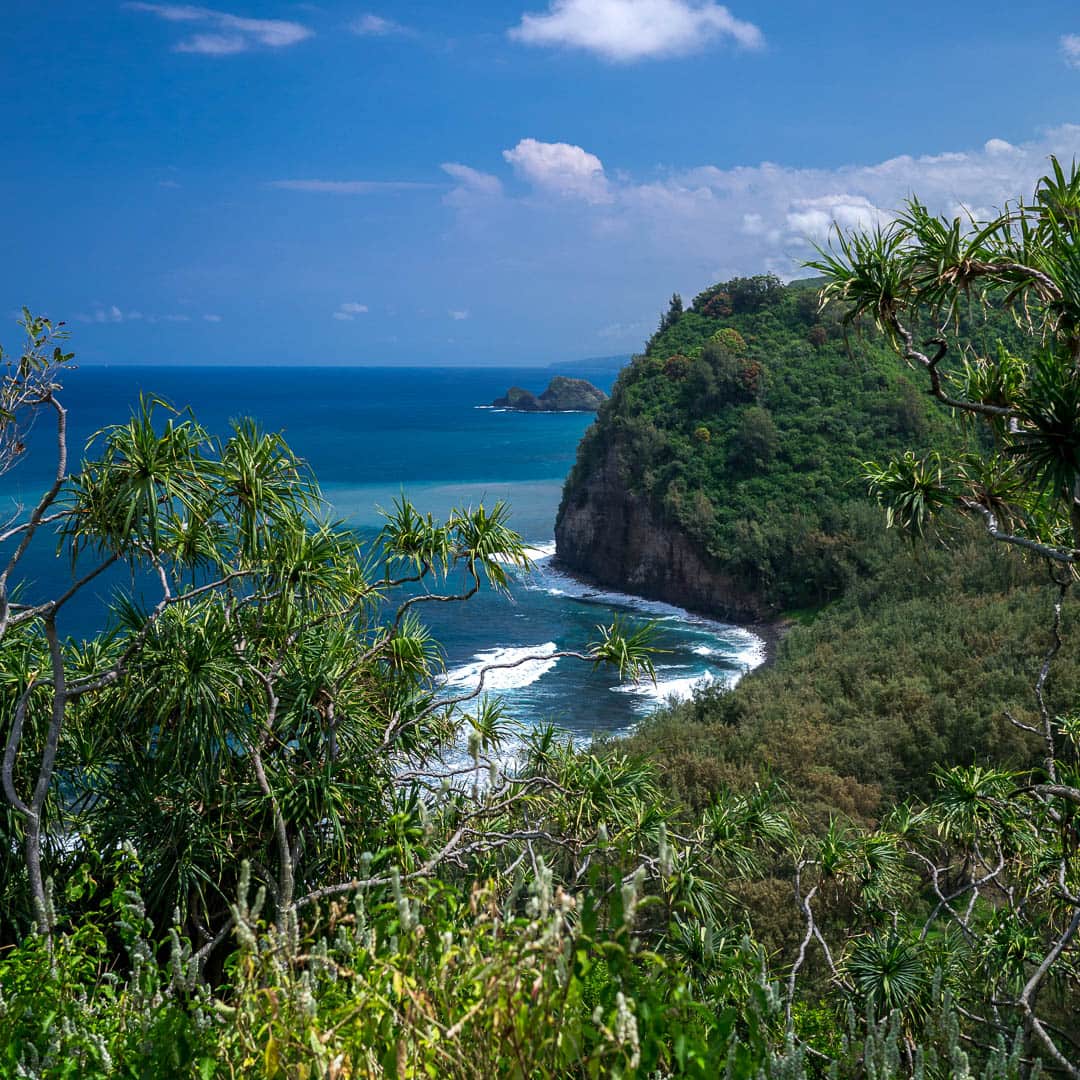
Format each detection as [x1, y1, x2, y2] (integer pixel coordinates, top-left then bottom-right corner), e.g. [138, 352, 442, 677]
[741, 616, 793, 673]
[544, 553, 782, 683]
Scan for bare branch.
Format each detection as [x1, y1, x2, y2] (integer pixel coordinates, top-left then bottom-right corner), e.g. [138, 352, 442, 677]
[0, 395, 68, 639]
[962, 501, 1080, 564]
[1018, 908, 1080, 1078]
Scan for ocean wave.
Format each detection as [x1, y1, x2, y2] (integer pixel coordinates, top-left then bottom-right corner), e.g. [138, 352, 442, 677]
[523, 540, 557, 562]
[520, 547, 763, 642]
[692, 636, 767, 670]
[507, 543, 767, 707]
[443, 642, 560, 693]
[612, 670, 721, 711]
[612, 659, 756, 712]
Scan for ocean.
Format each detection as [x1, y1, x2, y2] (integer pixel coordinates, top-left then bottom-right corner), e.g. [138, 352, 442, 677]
[1, 365, 763, 744]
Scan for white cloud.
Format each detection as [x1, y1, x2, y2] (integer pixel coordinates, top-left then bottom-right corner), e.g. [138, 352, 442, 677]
[333, 302, 369, 321]
[175, 33, 245, 55]
[441, 162, 504, 210]
[203, 313, 223, 322]
[509, 0, 763, 62]
[442, 162, 503, 196]
[1063, 34, 1080, 68]
[127, 3, 312, 54]
[434, 125, 1080, 353]
[784, 194, 889, 241]
[503, 138, 610, 202]
[270, 179, 434, 194]
[449, 309, 470, 320]
[350, 13, 412, 36]
[78, 306, 200, 325]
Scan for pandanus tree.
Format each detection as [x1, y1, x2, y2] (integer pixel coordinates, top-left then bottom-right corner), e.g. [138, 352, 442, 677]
[0, 313, 657, 958]
[808, 157, 1080, 1074]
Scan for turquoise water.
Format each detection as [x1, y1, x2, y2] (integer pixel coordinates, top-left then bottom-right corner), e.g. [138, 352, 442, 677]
[2, 365, 763, 742]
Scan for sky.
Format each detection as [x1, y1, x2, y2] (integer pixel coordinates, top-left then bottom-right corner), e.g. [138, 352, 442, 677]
[2, 1, 1080, 366]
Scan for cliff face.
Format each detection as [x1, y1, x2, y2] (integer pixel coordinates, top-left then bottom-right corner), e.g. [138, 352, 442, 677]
[555, 442, 768, 621]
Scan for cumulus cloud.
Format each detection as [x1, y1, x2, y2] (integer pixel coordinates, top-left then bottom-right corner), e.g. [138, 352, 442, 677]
[503, 138, 610, 202]
[509, 0, 763, 62]
[431, 125, 1080, 354]
[784, 194, 889, 241]
[333, 302, 369, 321]
[448, 309, 470, 320]
[1063, 34, 1080, 68]
[203, 313, 223, 322]
[350, 13, 412, 36]
[270, 179, 435, 194]
[127, 3, 313, 54]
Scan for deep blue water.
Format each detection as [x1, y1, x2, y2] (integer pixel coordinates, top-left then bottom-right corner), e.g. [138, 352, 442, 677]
[1, 365, 762, 743]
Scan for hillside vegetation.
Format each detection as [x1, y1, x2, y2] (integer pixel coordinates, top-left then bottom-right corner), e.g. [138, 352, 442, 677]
[617, 526, 1079, 824]
[559, 275, 1020, 614]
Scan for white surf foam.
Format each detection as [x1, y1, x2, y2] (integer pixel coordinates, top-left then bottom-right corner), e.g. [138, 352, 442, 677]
[612, 657, 759, 713]
[526, 557, 705, 622]
[443, 642, 560, 693]
[520, 546, 767, 649]
[522, 540, 557, 562]
[691, 634, 766, 671]
[484, 542, 768, 716]
[612, 668, 721, 712]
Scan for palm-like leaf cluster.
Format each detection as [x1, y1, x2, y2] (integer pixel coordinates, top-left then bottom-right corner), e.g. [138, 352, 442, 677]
[809, 157, 1080, 556]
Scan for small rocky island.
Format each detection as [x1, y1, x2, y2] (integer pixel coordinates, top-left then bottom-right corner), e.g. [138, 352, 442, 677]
[492, 375, 606, 412]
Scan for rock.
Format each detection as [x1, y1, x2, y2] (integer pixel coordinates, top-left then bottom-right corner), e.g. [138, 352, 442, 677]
[555, 442, 768, 622]
[492, 376, 606, 412]
[537, 376, 607, 411]
[492, 386, 543, 410]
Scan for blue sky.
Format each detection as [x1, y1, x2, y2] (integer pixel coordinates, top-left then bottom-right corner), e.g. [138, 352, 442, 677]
[3, 1, 1080, 365]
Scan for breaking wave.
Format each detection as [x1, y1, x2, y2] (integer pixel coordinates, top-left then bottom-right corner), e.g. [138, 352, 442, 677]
[442, 642, 560, 693]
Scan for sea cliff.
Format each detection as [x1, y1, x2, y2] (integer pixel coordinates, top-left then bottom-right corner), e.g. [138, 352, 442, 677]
[554, 275, 959, 621]
[555, 440, 768, 620]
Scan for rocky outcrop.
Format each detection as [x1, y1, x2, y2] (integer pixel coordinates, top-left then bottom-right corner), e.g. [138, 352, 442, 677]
[555, 443, 768, 622]
[493, 376, 606, 412]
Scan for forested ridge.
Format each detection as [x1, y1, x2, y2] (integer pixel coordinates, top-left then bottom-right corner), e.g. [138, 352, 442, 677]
[3, 165, 1080, 1078]
[558, 272, 1032, 616]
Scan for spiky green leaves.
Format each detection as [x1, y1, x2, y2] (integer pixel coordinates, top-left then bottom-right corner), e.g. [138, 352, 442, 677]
[846, 932, 929, 1025]
[587, 618, 658, 683]
[863, 451, 960, 538]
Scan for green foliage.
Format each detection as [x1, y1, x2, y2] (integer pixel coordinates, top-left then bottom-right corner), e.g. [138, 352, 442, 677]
[559, 273, 973, 613]
[809, 157, 1080, 559]
[618, 530, 1073, 821]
